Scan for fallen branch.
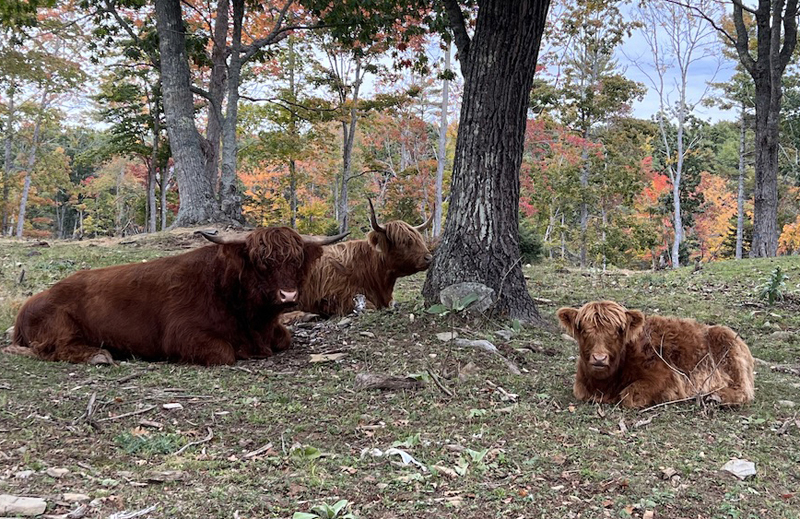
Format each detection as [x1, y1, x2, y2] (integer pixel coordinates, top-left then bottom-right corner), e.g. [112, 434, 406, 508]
[116, 372, 144, 384]
[243, 442, 274, 459]
[172, 427, 213, 456]
[97, 405, 157, 422]
[426, 369, 454, 398]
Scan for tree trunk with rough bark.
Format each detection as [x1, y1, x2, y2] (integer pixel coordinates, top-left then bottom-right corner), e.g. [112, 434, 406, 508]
[205, 0, 229, 196]
[155, 0, 220, 227]
[218, 0, 245, 223]
[422, 0, 550, 321]
[732, 0, 798, 257]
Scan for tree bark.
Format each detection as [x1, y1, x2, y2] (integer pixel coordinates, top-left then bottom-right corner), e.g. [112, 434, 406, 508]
[218, 0, 245, 223]
[15, 89, 47, 238]
[337, 59, 363, 233]
[154, 0, 220, 226]
[205, 0, 229, 197]
[423, 0, 550, 321]
[736, 99, 746, 259]
[434, 40, 450, 238]
[732, 0, 798, 257]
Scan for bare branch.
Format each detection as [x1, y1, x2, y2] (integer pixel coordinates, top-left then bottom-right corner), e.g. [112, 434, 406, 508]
[441, 0, 471, 64]
[664, 0, 737, 46]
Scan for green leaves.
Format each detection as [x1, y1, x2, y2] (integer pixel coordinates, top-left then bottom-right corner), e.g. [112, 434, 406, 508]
[293, 499, 356, 519]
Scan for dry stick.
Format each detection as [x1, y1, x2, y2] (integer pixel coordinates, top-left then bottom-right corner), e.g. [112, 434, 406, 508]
[243, 442, 274, 459]
[426, 369, 455, 398]
[96, 405, 157, 422]
[639, 391, 721, 413]
[115, 372, 144, 384]
[172, 427, 213, 456]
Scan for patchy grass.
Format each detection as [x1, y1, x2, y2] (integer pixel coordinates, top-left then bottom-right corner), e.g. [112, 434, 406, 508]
[1, 235, 799, 519]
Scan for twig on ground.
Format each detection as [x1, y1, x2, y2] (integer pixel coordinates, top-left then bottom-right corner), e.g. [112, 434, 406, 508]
[639, 391, 719, 413]
[173, 427, 213, 456]
[115, 372, 144, 384]
[96, 405, 157, 422]
[243, 442, 274, 459]
[427, 369, 455, 397]
[73, 392, 97, 425]
[108, 505, 157, 519]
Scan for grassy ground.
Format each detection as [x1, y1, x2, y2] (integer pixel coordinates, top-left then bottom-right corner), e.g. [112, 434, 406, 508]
[1, 234, 799, 519]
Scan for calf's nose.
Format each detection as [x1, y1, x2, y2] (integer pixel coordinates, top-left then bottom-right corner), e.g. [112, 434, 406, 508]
[279, 289, 298, 303]
[591, 353, 608, 364]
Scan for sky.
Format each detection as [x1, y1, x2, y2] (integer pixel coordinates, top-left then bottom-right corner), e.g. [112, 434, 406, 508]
[617, 25, 739, 123]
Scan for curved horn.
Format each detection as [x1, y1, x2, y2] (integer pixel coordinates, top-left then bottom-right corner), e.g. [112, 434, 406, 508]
[414, 203, 435, 232]
[368, 198, 385, 233]
[302, 231, 350, 246]
[195, 230, 246, 245]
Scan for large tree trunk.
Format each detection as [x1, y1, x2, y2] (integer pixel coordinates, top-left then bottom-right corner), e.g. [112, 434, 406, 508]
[434, 41, 450, 238]
[218, 0, 245, 223]
[155, 0, 220, 227]
[732, 0, 798, 257]
[423, 0, 550, 321]
[205, 0, 229, 197]
[750, 75, 780, 257]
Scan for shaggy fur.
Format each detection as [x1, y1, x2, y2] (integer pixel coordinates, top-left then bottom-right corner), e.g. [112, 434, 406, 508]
[557, 300, 755, 408]
[7, 227, 334, 366]
[298, 219, 433, 317]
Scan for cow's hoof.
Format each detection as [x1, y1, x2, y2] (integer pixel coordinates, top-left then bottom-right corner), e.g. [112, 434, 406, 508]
[88, 350, 114, 365]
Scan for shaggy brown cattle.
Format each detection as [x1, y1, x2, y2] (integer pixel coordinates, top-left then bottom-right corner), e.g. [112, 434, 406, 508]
[557, 300, 755, 408]
[296, 199, 434, 317]
[7, 227, 347, 365]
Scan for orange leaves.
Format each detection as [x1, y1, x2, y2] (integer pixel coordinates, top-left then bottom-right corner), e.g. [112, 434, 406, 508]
[693, 172, 737, 260]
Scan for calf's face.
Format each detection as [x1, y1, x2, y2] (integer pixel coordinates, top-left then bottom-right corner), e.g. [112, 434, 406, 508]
[557, 301, 645, 380]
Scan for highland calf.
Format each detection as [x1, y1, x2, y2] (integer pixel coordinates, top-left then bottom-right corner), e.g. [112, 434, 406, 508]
[557, 300, 755, 408]
[7, 227, 346, 366]
[296, 199, 434, 317]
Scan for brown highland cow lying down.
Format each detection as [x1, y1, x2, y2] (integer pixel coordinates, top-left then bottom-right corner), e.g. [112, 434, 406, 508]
[557, 300, 755, 408]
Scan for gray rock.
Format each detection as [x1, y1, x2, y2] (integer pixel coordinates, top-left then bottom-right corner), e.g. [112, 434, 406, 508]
[770, 331, 793, 342]
[777, 400, 796, 408]
[721, 458, 756, 480]
[440, 282, 495, 313]
[0, 494, 47, 516]
[45, 467, 69, 478]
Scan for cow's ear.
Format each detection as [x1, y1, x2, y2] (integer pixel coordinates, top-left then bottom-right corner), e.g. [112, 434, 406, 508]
[624, 310, 645, 343]
[368, 231, 389, 253]
[302, 243, 324, 268]
[556, 307, 579, 337]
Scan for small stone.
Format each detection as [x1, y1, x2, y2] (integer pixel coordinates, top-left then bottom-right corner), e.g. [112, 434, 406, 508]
[770, 331, 793, 341]
[46, 467, 69, 478]
[162, 403, 183, 410]
[61, 493, 90, 502]
[359, 331, 375, 338]
[337, 317, 352, 328]
[14, 470, 34, 479]
[495, 329, 514, 341]
[436, 332, 458, 342]
[561, 333, 576, 343]
[777, 400, 796, 407]
[0, 494, 47, 516]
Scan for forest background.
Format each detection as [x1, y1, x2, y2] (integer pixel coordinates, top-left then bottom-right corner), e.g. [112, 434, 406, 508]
[3, 0, 800, 270]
